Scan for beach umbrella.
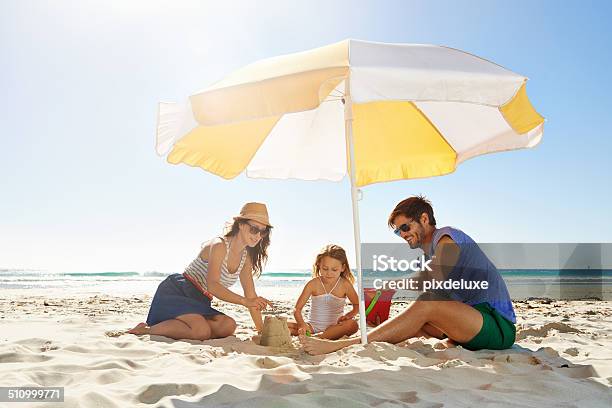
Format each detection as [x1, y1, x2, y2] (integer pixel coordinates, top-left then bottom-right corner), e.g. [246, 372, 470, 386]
[155, 39, 544, 344]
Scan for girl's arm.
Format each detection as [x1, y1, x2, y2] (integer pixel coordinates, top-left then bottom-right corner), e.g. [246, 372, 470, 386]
[338, 279, 360, 322]
[239, 258, 269, 333]
[293, 281, 313, 332]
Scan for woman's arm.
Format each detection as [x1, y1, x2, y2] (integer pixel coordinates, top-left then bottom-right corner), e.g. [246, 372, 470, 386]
[205, 241, 252, 307]
[338, 279, 359, 322]
[239, 259, 262, 332]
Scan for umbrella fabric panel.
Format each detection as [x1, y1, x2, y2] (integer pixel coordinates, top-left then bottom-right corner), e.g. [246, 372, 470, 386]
[348, 40, 526, 106]
[181, 39, 536, 127]
[352, 101, 457, 187]
[159, 94, 543, 183]
[166, 116, 280, 179]
[416, 100, 543, 165]
[156, 102, 199, 156]
[500, 83, 545, 134]
[246, 91, 347, 181]
[189, 41, 349, 126]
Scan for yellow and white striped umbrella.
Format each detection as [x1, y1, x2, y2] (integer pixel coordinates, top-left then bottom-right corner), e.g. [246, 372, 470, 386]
[156, 39, 544, 187]
[156, 39, 544, 344]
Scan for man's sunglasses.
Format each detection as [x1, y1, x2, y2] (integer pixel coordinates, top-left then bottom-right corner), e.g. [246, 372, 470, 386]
[393, 223, 411, 236]
[245, 222, 269, 237]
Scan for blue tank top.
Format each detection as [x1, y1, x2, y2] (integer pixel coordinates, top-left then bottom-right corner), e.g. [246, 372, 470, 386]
[427, 227, 516, 324]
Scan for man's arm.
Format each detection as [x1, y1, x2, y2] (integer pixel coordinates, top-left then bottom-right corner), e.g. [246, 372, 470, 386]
[428, 235, 460, 282]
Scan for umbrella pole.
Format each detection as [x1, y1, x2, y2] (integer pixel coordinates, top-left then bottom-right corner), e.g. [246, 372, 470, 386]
[344, 78, 368, 345]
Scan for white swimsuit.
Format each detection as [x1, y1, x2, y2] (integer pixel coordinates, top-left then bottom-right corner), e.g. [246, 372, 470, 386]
[308, 277, 346, 333]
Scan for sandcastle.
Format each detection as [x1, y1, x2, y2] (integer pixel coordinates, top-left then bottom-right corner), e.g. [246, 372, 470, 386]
[259, 316, 292, 348]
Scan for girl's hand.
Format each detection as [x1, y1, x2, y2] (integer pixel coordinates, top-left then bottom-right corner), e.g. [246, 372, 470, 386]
[243, 296, 272, 310]
[337, 314, 352, 323]
[297, 323, 310, 335]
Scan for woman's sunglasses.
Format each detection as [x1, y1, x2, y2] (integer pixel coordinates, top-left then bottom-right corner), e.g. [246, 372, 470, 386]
[245, 222, 269, 237]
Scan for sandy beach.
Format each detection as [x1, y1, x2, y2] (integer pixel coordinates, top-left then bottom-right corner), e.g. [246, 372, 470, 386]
[0, 290, 610, 407]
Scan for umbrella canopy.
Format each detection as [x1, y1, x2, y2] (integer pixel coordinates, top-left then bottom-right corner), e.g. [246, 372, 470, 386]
[157, 39, 543, 187]
[156, 39, 544, 344]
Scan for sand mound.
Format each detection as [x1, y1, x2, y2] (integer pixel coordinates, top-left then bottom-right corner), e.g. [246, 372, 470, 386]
[516, 321, 581, 340]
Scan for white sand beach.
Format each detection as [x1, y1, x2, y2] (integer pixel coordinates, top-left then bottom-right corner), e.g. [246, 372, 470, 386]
[0, 289, 610, 407]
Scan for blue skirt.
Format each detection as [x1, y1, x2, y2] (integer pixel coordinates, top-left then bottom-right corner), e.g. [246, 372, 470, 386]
[146, 273, 224, 326]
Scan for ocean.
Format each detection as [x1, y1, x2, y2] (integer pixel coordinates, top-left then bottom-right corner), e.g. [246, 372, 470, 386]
[1, 269, 610, 301]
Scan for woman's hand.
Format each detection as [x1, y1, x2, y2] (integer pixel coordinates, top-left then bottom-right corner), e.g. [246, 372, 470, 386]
[242, 296, 272, 310]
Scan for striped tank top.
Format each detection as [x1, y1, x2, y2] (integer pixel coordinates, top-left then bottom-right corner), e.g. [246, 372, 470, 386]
[183, 237, 247, 299]
[308, 277, 346, 333]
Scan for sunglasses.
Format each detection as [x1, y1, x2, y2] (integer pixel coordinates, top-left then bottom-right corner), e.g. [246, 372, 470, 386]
[245, 222, 269, 237]
[393, 223, 412, 236]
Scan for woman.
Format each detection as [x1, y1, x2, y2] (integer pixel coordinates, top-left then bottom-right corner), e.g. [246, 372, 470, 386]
[129, 202, 273, 340]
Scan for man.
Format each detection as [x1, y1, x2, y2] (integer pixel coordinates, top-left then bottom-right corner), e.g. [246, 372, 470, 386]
[301, 195, 516, 355]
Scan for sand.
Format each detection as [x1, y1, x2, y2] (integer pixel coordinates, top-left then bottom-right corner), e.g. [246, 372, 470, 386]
[0, 291, 610, 407]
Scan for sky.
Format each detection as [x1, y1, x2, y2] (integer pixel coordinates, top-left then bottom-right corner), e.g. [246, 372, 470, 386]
[1, 0, 611, 273]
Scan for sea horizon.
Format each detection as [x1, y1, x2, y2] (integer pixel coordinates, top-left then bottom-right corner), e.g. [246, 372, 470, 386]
[2, 268, 610, 301]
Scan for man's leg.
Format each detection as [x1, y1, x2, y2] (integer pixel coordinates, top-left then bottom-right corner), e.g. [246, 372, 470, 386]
[301, 299, 483, 355]
[415, 323, 446, 339]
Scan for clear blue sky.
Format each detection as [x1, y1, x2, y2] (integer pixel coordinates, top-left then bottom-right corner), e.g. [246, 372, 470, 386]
[1, 0, 611, 272]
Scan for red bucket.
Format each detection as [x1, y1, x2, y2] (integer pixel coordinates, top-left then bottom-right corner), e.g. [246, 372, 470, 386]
[364, 288, 396, 326]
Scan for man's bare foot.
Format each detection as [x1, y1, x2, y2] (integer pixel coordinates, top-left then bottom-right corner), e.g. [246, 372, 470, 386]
[299, 334, 358, 355]
[128, 322, 150, 335]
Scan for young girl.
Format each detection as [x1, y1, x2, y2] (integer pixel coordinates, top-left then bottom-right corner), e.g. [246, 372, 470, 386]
[287, 244, 359, 340]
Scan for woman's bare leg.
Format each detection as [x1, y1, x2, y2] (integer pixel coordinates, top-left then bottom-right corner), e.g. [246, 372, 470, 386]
[205, 315, 237, 339]
[129, 314, 212, 341]
[128, 322, 149, 335]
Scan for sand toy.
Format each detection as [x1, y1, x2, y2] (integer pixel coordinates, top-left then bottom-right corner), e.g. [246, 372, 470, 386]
[364, 288, 396, 326]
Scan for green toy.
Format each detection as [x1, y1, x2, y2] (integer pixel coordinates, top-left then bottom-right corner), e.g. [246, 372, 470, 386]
[365, 290, 382, 315]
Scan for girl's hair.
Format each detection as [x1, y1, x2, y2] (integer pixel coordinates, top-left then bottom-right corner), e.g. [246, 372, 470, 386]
[312, 244, 354, 284]
[224, 218, 271, 278]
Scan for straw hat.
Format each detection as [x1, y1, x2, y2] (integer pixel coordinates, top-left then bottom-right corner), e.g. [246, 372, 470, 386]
[234, 202, 272, 227]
